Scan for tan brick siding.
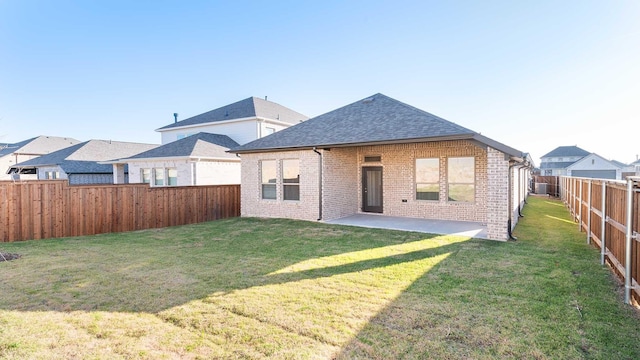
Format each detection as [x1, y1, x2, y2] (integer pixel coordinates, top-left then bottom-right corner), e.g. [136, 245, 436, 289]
[322, 148, 359, 220]
[241, 150, 320, 221]
[487, 147, 510, 240]
[349, 141, 488, 223]
[240, 140, 514, 241]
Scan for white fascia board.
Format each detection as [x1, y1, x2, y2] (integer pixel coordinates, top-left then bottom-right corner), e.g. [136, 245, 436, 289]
[255, 116, 302, 127]
[155, 116, 260, 132]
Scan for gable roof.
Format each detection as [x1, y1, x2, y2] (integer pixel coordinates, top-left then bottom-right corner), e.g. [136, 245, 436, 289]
[566, 153, 622, 170]
[231, 93, 524, 159]
[0, 136, 80, 157]
[541, 146, 590, 159]
[157, 97, 309, 131]
[111, 132, 240, 162]
[611, 159, 628, 168]
[12, 140, 158, 174]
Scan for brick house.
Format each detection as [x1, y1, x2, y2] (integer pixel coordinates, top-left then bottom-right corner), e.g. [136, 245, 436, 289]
[231, 94, 532, 240]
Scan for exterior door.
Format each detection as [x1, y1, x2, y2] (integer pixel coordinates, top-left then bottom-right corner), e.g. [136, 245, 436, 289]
[362, 166, 383, 213]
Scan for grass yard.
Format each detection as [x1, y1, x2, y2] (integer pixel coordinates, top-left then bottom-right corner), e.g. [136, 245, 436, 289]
[1, 196, 640, 359]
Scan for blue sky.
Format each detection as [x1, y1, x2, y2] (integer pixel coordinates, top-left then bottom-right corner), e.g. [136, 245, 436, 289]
[1, 1, 639, 164]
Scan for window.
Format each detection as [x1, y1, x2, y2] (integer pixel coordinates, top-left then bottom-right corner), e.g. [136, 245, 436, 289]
[264, 127, 276, 136]
[282, 159, 300, 201]
[154, 168, 164, 186]
[448, 157, 475, 202]
[261, 160, 276, 199]
[44, 171, 59, 179]
[141, 169, 151, 184]
[544, 169, 553, 176]
[416, 158, 439, 200]
[167, 168, 178, 186]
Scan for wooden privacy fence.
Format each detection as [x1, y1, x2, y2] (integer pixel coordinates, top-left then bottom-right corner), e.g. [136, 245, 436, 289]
[560, 176, 640, 305]
[533, 175, 559, 197]
[0, 181, 240, 242]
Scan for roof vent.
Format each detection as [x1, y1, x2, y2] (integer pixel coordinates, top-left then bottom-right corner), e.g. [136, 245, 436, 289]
[362, 97, 374, 104]
[173, 113, 178, 123]
[225, 111, 229, 117]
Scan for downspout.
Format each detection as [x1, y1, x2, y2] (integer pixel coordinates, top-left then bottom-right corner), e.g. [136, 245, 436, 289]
[517, 167, 524, 218]
[508, 161, 518, 240]
[313, 147, 322, 221]
[507, 159, 531, 240]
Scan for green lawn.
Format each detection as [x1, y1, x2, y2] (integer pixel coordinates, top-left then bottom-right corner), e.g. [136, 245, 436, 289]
[1, 196, 639, 359]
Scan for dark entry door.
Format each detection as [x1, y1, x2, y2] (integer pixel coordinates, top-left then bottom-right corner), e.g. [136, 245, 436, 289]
[362, 166, 383, 213]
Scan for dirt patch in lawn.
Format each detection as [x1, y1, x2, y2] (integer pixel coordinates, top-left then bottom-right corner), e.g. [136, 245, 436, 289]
[0, 252, 21, 262]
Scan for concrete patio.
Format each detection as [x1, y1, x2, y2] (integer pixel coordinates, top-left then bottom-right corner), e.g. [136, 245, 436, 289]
[325, 213, 488, 239]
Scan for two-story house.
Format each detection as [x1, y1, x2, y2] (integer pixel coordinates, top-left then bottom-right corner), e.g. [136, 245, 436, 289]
[106, 96, 308, 186]
[539, 146, 590, 176]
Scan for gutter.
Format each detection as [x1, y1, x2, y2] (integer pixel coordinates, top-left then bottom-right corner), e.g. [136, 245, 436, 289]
[312, 147, 322, 221]
[507, 157, 532, 241]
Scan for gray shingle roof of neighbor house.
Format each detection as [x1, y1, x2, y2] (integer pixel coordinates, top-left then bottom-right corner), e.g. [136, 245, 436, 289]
[12, 140, 158, 174]
[541, 146, 590, 158]
[540, 161, 578, 170]
[230, 93, 525, 159]
[156, 97, 310, 131]
[0, 136, 80, 157]
[115, 132, 240, 161]
[611, 160, 628, 168]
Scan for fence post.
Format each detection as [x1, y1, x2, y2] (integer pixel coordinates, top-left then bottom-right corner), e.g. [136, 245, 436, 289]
[601, 181, 607, 266]
[625, 177, 634, 304]
[587, 180, 592, 244]
[578, 179, 583, 231]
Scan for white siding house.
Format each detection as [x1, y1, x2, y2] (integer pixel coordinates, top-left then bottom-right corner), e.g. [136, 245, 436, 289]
[156, 96, 308, 145]
[566, 153, 623, 180]
[105, 133, 241, 186]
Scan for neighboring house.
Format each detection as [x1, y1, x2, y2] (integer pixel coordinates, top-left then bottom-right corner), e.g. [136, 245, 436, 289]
[103, 132, 240, 186]
[156, 96, 309, 145]
[9, 140, 157, 185]
[1, 136, 80, 180]
[230, 93, 532, 241]
[539, 146, 590, 176]
[566, 153, 624, 180]
[630, 158, 640, 176]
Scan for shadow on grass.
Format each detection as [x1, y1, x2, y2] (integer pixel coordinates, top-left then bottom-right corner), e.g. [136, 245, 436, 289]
[0, 217, 464, 314]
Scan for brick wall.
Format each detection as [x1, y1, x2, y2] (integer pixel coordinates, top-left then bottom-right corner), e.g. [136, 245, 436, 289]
[347, 141, 489, 223]
[322, 148, 359, 220]
[487, 147, 510, 240]
[240, 140, 513, 240]
[240, 150, 320, 221]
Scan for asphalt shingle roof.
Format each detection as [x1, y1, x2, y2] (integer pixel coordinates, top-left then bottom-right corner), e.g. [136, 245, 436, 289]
[540, 162, 577, 169]
[157, 97, 309, 131]
[231, 93, 524, 158]
[0, 136, 80, 157]
[123, 133, 239, 160]
[541, 146, 590, 158]
[13, 140, 157, 174]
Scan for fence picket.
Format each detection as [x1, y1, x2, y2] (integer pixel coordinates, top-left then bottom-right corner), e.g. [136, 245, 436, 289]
[0, 181, 240, 243]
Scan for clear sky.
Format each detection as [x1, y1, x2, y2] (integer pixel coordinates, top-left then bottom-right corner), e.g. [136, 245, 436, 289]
[1, 1, 639, 165]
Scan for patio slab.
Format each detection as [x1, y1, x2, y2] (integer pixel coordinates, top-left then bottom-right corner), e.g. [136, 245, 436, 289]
[325, 213, 488, 239]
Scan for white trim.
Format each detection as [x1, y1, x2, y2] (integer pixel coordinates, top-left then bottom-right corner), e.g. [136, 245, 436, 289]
[155, 116, 297, 133]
